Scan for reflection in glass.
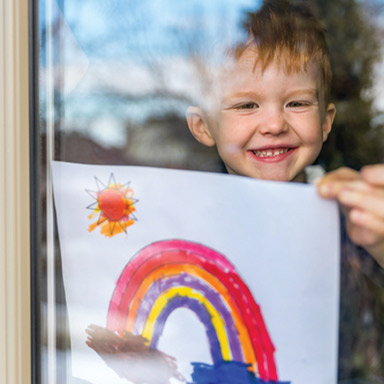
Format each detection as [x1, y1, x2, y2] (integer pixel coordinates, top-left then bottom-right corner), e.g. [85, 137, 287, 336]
[35, 0, 384, 383]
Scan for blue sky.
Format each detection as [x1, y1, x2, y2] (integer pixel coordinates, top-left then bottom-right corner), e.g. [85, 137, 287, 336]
[45, 0, 260, 60]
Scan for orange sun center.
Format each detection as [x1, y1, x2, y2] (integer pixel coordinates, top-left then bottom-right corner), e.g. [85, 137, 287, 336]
[98, 189, 127, 221]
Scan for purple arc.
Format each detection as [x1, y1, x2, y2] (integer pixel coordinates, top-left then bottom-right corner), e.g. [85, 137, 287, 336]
[133, 273, 244, 362]
[150, 295, 223, 364]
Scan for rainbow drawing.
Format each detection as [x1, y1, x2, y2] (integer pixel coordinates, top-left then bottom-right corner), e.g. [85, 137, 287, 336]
[107, 240, 282, 383]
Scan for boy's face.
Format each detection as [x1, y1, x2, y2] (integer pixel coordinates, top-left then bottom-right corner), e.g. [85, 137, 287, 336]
[187, 51, 336, 182]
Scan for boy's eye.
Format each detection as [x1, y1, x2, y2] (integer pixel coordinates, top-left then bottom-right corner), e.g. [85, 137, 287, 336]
[235, 102, 259, 110]
[286, 101, 309, 108]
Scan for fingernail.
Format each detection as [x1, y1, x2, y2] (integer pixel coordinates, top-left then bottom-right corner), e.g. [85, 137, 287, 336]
[318, 184, 329, 197]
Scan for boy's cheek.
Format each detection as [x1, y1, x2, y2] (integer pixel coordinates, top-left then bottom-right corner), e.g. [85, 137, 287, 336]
[220, 143, 241, 154]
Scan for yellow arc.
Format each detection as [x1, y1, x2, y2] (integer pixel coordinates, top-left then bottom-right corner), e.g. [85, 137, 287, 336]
[142, 286, 232, 361]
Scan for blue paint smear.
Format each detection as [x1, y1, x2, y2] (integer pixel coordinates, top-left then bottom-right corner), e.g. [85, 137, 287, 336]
[188, 360, 290, 384]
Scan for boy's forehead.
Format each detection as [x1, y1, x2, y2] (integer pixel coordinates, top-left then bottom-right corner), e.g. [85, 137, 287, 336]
[218, 48, 322, 94]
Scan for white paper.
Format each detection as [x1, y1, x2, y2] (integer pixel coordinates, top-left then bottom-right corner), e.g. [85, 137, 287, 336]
[52, 161, 340, 384]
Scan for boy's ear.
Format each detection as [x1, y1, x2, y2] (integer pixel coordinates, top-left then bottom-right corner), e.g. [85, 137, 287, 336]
[186, 106, 216, 147]
[322, 103, 336, 142]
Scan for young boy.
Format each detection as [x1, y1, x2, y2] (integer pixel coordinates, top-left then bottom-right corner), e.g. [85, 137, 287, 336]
[186, 1, 384, 381]
[186, 1, 384, 268]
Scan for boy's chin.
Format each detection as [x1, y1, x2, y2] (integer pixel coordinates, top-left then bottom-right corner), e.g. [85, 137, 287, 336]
[290, 171, 307, 183]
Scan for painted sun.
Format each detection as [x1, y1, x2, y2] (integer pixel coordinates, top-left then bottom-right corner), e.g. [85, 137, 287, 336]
[86, 174, 138, 237]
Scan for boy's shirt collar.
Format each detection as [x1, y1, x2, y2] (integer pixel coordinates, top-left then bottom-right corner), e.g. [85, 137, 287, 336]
[305, 165, 325, 184]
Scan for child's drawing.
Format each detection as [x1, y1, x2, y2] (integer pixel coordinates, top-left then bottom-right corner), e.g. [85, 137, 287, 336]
[51, 162, 340, 384]
[86, 239, 287, 384]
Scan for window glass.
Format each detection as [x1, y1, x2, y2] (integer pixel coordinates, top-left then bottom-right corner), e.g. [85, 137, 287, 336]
[34, 1, 384, 383]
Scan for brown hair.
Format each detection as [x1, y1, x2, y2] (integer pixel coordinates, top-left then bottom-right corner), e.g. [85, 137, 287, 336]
[236, 0, 332, 103]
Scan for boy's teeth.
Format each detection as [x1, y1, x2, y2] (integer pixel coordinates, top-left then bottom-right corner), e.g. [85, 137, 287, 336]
[253, 148, 289, 157]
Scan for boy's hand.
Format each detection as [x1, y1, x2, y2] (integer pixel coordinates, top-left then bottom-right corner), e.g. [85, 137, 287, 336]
[316, 165, 384, 268]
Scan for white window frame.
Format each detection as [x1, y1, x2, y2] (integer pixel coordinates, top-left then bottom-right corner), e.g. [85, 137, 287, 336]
[0, 0, 31, 383]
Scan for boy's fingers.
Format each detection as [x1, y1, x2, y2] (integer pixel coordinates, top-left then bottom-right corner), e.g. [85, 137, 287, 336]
[348, 209, 384, 243]
[361, 164, 384, 186]
[338, 188, 384, 219]
[317, 179, 365, 199]
[321, 167, 360, 182]
[316, 167, 361, 198]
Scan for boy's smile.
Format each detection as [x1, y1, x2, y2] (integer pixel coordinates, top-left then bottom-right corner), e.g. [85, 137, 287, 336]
[187, 51, 336, 182]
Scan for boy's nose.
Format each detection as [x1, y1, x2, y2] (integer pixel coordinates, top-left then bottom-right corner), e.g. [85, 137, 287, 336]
[258, 108, 288, 135]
